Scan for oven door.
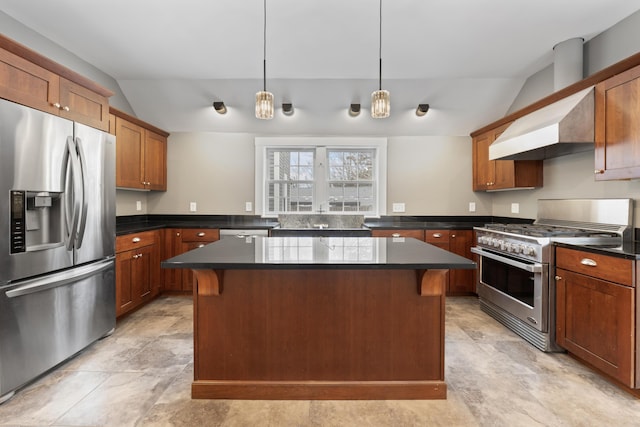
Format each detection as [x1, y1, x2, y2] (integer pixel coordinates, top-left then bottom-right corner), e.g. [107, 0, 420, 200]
[471, 247, 549, 332]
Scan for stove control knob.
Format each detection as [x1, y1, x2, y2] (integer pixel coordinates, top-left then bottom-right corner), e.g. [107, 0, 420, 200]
[513, 245, 523, 254]
[523, 246, 536, 256]
[493, 239, 501, 248]
[478, 236, 486, 244]
[505, 243, 513, 252]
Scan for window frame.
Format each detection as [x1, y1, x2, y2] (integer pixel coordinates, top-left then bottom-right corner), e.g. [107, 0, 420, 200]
[255, 137, 387, 218]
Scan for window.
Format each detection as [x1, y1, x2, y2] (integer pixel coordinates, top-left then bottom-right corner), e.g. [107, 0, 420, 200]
[256, 138, 387, 217]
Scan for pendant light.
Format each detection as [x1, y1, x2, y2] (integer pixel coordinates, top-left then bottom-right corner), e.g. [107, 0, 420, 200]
[371, 0, 390, 118]
[256, 0, 274, 119]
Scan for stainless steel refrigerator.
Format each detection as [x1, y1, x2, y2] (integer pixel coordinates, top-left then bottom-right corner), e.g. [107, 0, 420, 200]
[0, 98, 116, 403]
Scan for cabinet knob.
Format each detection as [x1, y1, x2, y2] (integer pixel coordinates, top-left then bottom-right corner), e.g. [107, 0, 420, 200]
[197, 232, 206, 237]
[176, 232, 181, 236]
[580, 258, 597, 267]
[198, 244, 205, 248]
[555, 275, 562, 281]
[433, 233, 442, 238]
[133, 254, 139, 259]
[52, 102, 61, 109]
[132, 237, 141, 243]
[452, 234, 456, 238]
[594, 169, 604, 174]
[391, 233, 401, 238]
[62, 106, 70, 112]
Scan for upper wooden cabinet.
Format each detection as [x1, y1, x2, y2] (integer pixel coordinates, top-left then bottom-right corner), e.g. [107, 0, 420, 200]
[0, 34, 111, 131]
[472, 123, 543, 191]
[595, 63, 640, 180]
[111, 108, 169, 191]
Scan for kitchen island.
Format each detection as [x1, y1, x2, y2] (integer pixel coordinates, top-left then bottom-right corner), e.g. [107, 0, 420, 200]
[161, 236, 476, 400]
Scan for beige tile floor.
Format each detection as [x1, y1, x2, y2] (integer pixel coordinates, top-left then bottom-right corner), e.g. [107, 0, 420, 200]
[1, 295, 640, 426]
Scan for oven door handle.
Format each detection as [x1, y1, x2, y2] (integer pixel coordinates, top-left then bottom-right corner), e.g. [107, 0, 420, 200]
[471, 247, 542, 273]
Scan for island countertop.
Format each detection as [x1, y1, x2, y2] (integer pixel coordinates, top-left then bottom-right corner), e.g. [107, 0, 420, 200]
[161, 236, 477, 271]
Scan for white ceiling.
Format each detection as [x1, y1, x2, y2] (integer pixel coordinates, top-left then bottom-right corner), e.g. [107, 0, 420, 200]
[2, 0, 640, 135]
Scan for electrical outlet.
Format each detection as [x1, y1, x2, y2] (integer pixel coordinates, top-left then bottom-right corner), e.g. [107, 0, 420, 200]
[392, 203, 406, 213]
[245, 202, 252, 212]
[469, 202, 476, 212]
[511, 203, 520, 214]
[189, 202, 197, 212]
[136, 200, 142, 211]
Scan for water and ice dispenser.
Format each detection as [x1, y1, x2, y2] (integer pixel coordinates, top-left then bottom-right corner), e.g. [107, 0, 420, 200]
[10, 190, 63, 253]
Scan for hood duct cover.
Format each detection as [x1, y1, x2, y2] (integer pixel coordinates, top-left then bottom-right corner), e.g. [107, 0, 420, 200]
[489, 86, 595, 161]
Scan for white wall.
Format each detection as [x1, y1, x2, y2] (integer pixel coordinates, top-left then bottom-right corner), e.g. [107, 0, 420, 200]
[147, 133, 492, 217]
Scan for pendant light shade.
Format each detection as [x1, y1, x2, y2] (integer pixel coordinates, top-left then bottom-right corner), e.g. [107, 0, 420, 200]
[256, 0, 274, 120]
[255, 90, 274, 119]
[371, 0, 390, 118]
[371, 89, 390, 118]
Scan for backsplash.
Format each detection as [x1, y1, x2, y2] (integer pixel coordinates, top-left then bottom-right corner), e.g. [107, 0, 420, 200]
[277, 214, 365, 229]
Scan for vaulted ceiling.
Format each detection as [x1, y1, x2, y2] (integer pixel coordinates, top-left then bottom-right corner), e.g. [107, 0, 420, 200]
[2, 0, 640, 135]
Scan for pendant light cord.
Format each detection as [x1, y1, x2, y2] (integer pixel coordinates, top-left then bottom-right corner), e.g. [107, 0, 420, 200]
[378, 0, 382, 91]
[263, 0, 267, 91]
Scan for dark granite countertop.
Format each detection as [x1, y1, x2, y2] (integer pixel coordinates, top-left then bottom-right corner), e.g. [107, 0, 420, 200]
[117, 214, 534, 236]
[116, 215, 279, 236]
[161, 236, 478, 270]
[555, 241, 640, 260]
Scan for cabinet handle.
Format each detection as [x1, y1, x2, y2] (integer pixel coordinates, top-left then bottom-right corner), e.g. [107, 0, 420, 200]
[580, 258, 597, 267]
[132, 237, 141, 243]
[62, 106, 70, 112]
[391, 233, 401, 238]
[197, 232, 206, 237]
[52, 102, 61, 109]
[555, 275, 562, 281]
[594, 169, 604, 174]
[432, 233, 442, 238]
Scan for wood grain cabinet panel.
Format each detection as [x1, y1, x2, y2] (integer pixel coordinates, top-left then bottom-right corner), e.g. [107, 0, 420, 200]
[555, 247, 635, 387]
[0, 38, 110, 130]
[115, 231, 160, 317]
[112, 110, 168, 191]
[161, 228, 220, 292]
[472, 123, 543, 191]
[595, 64, 640, 180]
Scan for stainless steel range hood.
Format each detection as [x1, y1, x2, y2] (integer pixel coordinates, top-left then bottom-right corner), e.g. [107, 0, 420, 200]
[489, 86, 594, 161]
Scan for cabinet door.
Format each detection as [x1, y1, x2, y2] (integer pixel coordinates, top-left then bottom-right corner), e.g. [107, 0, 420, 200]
[181, 241, 209, 292]
[115, 117, 145, 189]
[115, 250, 134, 317]
[132, 244, 156, 302]
[144, 129, 167, 191]
[595, 64, 640, 180]
[0, 47, 60, 114]
[556, 268, 634, 386]
[161, 229, 184, 291]
[472, 132, 495, 191]
[59, 77, 109, 131]
[449, 230, 474, 294]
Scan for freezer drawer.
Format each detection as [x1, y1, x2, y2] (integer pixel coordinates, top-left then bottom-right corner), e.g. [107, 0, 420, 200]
[0, 258, 115, 402]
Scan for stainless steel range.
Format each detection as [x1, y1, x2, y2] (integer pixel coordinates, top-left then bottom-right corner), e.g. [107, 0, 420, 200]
[471, 199, 633, 352]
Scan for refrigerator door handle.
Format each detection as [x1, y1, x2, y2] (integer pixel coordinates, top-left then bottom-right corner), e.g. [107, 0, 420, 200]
[64, 136, 82, 250]
[74, 136, 89, 248]
[5, 257, 114, 298]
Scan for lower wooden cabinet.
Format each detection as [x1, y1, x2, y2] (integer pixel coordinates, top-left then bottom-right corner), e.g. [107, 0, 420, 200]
[161, 228, 220, 292]
[115, 230, 160, 317]
[555, 247, 635, 387]
[372, 228, 475, 295]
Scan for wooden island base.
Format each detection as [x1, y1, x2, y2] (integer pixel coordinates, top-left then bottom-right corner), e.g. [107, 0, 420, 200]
[191, 268, 448, 400]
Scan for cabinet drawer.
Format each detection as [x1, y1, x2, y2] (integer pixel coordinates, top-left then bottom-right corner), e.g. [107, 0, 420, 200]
[425, 230, 450, 243]
[116, 230, 158, 253]
[556, 247, 633, 286]
[181, 228, 220, 242]
[371, 229, 424, 240]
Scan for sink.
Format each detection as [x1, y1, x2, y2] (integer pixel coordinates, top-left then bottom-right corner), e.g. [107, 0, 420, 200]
[273, 214, 371, 237]
[270, 227, 371, 237]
